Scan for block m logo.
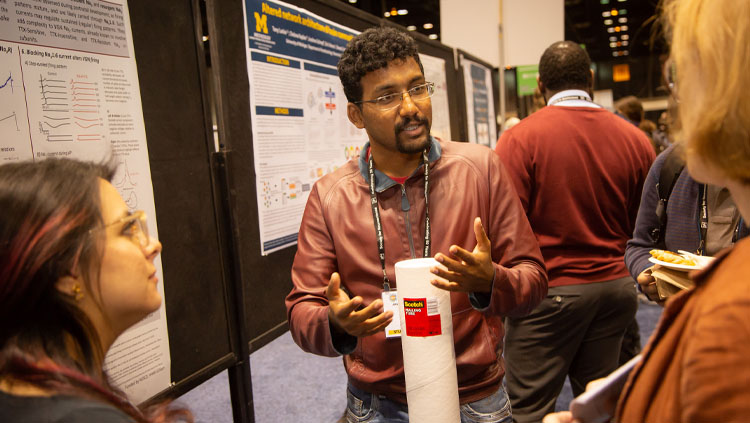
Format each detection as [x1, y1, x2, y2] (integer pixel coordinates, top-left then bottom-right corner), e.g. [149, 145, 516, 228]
[254, 12, 268, 34]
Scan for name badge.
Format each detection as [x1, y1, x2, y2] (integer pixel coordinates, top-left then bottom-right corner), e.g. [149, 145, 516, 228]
[382, 290, 401, 338]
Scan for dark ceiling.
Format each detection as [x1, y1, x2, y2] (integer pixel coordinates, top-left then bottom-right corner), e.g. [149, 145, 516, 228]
[337, 0, 667, 63]
[565, 0, 667, 62]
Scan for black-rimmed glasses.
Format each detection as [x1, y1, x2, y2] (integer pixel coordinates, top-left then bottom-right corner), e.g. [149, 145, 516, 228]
[355, 82, 435, 111]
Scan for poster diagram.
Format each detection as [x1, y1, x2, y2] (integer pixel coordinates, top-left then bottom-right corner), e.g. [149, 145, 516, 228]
[0, 0, 170, 405]
[36, 71, 103, 143]
[419, 53, 452, 141]
[244, 0, 367, 254]
[0, 46, 32, 162]
[461, 55, 497, 148]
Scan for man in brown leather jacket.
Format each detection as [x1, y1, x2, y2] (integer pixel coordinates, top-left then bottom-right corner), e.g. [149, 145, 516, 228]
[286, 26, 547, 423]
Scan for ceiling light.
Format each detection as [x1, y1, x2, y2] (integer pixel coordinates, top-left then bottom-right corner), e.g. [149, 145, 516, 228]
[611, 9, 618, 16]
[619, 9, 627, 14]
[621, 25, 628, 31]
[602, 11, 611, 17]
[622, 40, 629, 46]
[604, 19, 613, 25]
[398, 9, 408, 15]
[428, 34, 438, 39]
[384, 11, 390, 17]
[612, 51, 619, 57]
[623, 50, 629, 55]
[423, 23, 433, 29]
[615, 26, 621, 32]
[406, 25, 417, 31]
[607, 27, 615, 33]
[609, 36, 617, 41]
[202, 35, 209, 42]
[600, 0, 609, 3]
[618, 0, 627, 2]
[610, 42, 617, 48]
[349, 0, 357, 3]
[618, 17, 627, 23]
[621, 34, 629, 40]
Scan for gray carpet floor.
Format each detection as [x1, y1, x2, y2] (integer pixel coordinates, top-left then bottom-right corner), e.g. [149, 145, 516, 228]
[178, 299, 663, 423]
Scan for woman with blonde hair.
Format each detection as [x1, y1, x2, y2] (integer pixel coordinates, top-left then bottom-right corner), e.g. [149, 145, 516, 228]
[544, 0, 750, 421]
[0, 158, 192, 422]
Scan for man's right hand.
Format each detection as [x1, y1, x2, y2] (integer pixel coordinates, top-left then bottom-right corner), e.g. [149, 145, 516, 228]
[326, 272, 393, 337]
[637, 266, 665, 305]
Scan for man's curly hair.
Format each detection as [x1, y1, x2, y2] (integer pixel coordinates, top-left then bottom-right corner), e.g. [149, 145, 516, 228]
[538, 41, 592, 92]
[337, 26, 424, 104]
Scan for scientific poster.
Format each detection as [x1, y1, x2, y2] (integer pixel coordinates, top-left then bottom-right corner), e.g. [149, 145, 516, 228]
[0, 0, 170, 404]
[244, 0, 457, 254]
[243, 0, 364, 255]
[418, 53, 451, 141]
[460, 55, 497, 148]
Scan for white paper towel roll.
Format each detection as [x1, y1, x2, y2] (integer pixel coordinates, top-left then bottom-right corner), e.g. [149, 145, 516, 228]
[395, 258, 460, 423]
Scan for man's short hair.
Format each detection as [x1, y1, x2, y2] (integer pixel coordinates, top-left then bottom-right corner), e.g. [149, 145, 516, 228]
[615, 95, 645, 123]
[337, 26, 424, 104]
[538, 41, 592, 92]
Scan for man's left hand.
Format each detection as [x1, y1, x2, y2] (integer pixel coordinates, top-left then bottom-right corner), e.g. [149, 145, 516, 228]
[430, 217, 495, 293]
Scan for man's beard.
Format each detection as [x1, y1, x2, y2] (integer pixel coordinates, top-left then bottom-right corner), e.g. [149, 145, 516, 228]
[394, 115, 431, 154]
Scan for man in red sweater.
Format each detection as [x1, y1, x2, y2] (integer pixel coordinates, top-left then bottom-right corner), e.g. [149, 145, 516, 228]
[494, 41, 654, 423]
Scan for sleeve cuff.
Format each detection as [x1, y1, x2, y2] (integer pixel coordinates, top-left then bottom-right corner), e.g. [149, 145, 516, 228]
[329, 320, 357, 355]
[468, 272, 496, 311]
[468, 291, 492, 311]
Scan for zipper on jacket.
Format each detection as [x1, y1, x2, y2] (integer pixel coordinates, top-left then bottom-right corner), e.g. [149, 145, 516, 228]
[401, 184, 416, 258]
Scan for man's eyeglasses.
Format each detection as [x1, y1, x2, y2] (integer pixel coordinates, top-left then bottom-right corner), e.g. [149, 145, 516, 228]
[355, 82, 435, 111]
[92, 210, 150, 248]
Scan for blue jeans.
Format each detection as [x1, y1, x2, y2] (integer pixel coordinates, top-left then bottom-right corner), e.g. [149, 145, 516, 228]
[346, 384, 512, 423]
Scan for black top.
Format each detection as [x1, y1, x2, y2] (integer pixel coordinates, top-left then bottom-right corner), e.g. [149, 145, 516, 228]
[0, 390, 133, 422]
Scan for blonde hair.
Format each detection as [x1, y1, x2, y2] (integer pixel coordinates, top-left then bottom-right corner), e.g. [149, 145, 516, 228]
[663, 0, 750, 183]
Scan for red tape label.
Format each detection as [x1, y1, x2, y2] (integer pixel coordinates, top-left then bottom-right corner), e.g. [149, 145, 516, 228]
[403, 297, 442, 337]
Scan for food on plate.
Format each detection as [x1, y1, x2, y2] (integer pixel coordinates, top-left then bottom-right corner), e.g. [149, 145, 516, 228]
[649, 249, 697, 266]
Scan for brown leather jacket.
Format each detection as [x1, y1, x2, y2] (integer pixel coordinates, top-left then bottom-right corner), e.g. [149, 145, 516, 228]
[286, 138, 547, 403]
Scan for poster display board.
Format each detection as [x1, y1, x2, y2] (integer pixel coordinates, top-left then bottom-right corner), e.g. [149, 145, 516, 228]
[418, 53, 450, 141]
[243, 0, 367, 255]
[0, 0, 170, 403]
[459, 54, 497, 148]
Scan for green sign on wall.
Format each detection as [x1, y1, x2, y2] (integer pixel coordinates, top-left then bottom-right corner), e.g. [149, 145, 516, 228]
[516, 65, 539, 97]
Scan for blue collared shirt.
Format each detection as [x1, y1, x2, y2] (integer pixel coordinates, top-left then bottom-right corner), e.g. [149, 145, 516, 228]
[357, 136, 442, 191]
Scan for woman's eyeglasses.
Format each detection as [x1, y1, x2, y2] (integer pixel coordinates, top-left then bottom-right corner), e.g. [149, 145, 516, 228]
[92, 210, 150, 248]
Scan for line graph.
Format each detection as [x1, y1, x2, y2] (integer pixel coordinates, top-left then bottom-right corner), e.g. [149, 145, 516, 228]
[0, 112, 20, 131]
[70, 77, 102, 142]
[39, 75, 69, 112]
[0, 73, 13, 93]
[32, 72, 104, 144]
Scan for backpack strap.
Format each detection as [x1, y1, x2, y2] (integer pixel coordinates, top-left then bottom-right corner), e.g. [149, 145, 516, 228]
[650, 146, 685, 248]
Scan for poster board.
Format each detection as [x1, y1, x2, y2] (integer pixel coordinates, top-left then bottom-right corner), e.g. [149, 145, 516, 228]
[457, 50, 499, 148]
[1, 0, 239, 407]
[0, 0, 173, 403]
[243, 0, 366, 256]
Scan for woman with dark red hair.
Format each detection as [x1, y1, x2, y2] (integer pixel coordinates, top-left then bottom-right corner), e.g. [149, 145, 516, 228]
[0, 158, 192, 422]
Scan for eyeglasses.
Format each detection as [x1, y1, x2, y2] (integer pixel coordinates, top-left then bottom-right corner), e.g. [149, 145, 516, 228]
[92, 210, 150, 248]
[663, 58, 678, 101]
[355, 82, 435, 111]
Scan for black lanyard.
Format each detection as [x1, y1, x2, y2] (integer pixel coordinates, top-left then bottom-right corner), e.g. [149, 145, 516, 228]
[368, 150, 430, 291]
[548, 95, 591, 106]
[698, 184, 708, 255]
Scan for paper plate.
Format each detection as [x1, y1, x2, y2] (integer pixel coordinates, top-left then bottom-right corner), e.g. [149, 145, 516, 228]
[648, 255, 713, 271]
